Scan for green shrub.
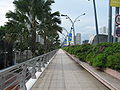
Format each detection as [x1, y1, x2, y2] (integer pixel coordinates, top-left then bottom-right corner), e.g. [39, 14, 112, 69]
[106, 53, 120, 70]
[63, 43, 120, 71]
[76, 44, 93, 61]
[92, 54, 106, 68]
[86, 52, 95, 65]
[76, 53, 86, 62]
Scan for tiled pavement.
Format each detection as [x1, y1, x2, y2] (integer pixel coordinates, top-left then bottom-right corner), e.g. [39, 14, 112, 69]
[31, 49, 109, 90]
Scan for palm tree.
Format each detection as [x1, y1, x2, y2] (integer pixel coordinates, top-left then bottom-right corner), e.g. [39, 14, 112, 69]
[38, 11, 62, 53]
[5, 0, 62, 56]
[12, 0, 55, 56]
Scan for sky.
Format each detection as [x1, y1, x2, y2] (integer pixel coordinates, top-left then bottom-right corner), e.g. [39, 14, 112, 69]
[0, 0, 116, 42]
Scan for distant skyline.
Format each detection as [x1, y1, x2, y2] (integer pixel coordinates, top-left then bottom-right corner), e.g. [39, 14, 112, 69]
[0, 0, 116, 41]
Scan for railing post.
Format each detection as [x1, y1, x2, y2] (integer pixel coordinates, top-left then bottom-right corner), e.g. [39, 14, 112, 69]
[19, 65, 27, 90]
[31, 60, 37, 79]
[0, 75, 5, 90]
[42, 56, 45, 68]
[31, 67, 36, 79]
[47, 54, 49, 62]
[38, 57, 42, 72]
[45, 54, 47, 64]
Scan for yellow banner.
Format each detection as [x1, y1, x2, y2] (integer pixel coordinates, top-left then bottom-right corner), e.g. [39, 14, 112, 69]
[110, 0, 120, 7]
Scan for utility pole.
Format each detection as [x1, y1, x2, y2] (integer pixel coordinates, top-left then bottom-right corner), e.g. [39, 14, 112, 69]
[108, 0, 113, 42]
[88, 0, 99, 44]
[93, 0, 99, 44]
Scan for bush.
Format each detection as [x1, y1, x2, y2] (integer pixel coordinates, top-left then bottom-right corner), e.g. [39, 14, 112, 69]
[76, 53, 86, 61]
[63, 43, 120, 71]
[86, 52, 95, 65]
[106, 53, 120, 70]
[92, 54, 106, 68]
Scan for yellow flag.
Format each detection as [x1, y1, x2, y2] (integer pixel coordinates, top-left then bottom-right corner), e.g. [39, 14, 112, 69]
[110, 0, 120, 7]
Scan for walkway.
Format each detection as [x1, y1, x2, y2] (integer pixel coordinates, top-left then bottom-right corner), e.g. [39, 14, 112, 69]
[31, 49, 109, 90]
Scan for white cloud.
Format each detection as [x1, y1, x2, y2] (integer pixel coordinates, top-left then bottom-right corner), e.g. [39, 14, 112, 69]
[0, 0, 14, 25]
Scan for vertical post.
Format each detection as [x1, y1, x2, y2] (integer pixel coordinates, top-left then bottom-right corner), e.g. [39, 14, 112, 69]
[38, 57, 42, 72]
[108, 0, 113, 42]
[72, 23, 76, 45]
[68, 35, 70, 46]
[93, 0, 99, 44]
[113, 7, 119, 43]
[14, 51, 16, 64]
[3, 38, 7, 68]
[20, 65, 27, 90]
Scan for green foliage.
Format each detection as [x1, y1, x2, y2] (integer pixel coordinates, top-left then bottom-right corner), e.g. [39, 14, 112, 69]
[106, 53, 120, 70]
[92, 54, 106, 68]
[63, 44, 93, 61]
[36, 43, 44, 55]
[63, 42, 120, 71]
[86, 52, 95, 65]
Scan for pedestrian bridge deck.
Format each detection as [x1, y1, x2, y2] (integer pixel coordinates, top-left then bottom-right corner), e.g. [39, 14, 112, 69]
[31, 49, 109, 90]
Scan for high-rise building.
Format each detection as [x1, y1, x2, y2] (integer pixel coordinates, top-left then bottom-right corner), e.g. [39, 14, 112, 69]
[75, 33, 81, 45]
[100, 26, 108, 35]
[36, 34, 44, 44]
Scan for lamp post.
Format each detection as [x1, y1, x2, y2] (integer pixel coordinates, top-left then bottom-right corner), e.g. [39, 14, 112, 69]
[60, 36, 67, 47]
[61, 13, 85, 45]
[88, 0, 99, 44]
[62, 27, 70, 45]
[60, 31, 69, 47]
[3, 36, 7, 68]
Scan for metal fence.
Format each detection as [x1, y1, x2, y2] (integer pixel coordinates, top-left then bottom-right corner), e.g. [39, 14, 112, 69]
[0, 50, 58, 90]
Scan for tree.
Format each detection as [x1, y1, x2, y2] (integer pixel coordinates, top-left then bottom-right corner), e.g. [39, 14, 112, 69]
[38, 11, 62, 53]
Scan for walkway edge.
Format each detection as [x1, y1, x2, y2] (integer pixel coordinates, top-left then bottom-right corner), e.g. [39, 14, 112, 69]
[26, 51, 58, 90]
[64, 50, 117, 90]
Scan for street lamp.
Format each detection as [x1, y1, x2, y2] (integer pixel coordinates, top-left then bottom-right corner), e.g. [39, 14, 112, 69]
[60, 31, 69, 47]
[61, 13, 85, 45]
[60, 36, 67, 47]
[62, 27, 70, 45]
[88, 0, 99, 44]
[3, 36, 7, 68]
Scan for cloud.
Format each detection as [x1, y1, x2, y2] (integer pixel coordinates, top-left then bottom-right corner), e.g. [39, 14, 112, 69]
[0, 0, 14, 25]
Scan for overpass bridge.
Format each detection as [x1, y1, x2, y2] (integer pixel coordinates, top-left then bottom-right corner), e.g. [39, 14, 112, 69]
[0, 49, 120, 90]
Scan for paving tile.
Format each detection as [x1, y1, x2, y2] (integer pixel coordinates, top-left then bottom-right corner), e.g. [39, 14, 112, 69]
[31, 49, 109, 90]
[66, 87, 83, 90]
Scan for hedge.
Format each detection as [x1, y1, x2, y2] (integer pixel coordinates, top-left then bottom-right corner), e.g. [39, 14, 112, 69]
[63, 43, 120, 71]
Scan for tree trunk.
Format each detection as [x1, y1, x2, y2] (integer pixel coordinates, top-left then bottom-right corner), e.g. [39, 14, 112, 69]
[44, 36, 47, 53]
[31, 19, 37, 57]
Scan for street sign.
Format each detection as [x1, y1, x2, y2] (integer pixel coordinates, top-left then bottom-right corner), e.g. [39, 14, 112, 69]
[110, 0, 120, 7]
[68, 33, 72, 42]
[64, 39, 67, 46]
[115, 15, 120, 25]
[116, 27, 120, 37]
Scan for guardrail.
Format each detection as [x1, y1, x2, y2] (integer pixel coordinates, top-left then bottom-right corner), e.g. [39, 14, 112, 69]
[0, 50, 58, 90]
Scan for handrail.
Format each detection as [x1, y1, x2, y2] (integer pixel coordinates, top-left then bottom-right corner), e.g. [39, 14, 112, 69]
[0, 49, 58, 90]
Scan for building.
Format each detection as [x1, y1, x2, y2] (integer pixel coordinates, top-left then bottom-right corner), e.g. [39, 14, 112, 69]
[100, 26, 108, 35]
[75, 33, 81, 45]
[90, 34, 113, 45]
[36, 34, 44, 44]
[89, 34, 95, 44]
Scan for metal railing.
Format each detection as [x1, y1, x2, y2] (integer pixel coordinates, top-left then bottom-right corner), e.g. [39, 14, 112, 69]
[0, 50, 58, 90]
